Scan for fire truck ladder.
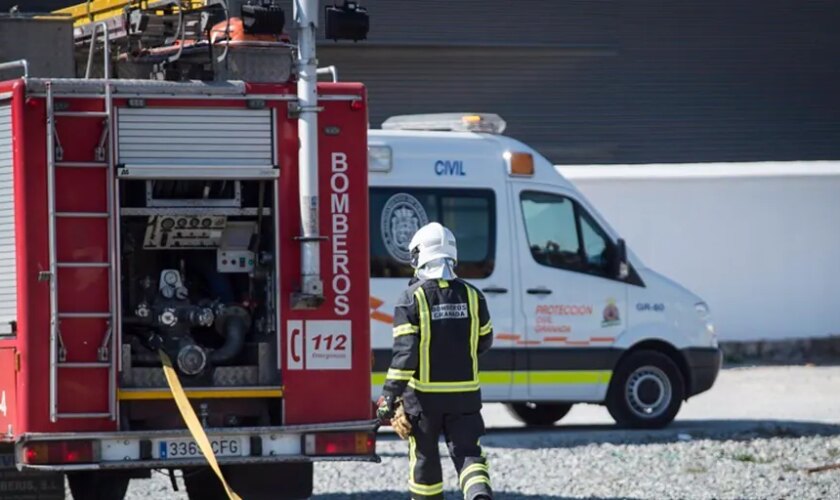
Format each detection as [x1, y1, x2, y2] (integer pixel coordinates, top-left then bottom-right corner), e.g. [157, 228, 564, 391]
[45, 63, 118, 421]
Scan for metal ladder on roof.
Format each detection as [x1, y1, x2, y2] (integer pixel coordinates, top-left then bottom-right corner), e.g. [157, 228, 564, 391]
[45, 73, 118, 422]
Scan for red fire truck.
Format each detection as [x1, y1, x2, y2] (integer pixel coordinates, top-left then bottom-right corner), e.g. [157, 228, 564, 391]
[0, 1, 375, 499]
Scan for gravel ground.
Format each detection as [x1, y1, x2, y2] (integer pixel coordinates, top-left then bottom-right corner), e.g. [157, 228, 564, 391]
[124, 426, 840, 500]
[111, 366, 840, 499]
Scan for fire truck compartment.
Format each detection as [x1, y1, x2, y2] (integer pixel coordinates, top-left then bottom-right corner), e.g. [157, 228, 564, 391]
[117, 175, 282, 426]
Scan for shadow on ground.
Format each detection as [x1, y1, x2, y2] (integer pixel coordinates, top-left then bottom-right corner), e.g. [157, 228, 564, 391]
[314, 492, 638, 500]
[376, 419, 840, 452]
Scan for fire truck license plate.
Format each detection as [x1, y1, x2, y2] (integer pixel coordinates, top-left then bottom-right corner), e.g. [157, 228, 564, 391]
[155, 437, 243, 459]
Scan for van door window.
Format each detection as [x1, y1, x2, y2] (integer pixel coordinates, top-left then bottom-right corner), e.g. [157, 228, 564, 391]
[579, 209, 614, 276]
[370, 188, 495, 279]
[520, 191, 616, 279]
[520, 191, 583, 270]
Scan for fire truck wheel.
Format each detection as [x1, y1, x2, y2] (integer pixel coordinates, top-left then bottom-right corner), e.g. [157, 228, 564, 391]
[505, 402, 573, 426]
[67, 471, 130, 500]
[606, 349, 685, 429]
[183, 463, 314, 499]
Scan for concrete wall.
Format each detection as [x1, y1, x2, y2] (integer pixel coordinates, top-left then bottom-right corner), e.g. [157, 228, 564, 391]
[559, 162, 840, 341]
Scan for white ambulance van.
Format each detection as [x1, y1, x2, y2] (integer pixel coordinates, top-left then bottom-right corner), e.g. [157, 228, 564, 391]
[367, 113, 721, 428]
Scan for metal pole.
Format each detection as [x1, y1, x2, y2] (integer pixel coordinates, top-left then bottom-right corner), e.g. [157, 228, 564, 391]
[46, 82, 59, 422]
[317, 65, 338, 83]
[0, 59, 29, 79]
[294, 0, 323, 302]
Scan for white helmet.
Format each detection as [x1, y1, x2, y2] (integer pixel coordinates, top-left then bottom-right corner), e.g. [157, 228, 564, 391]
[408, 222, 458, 270]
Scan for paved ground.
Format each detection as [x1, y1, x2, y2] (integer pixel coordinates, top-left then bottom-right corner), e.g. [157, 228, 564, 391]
[481, 364, 840, 428]
[115, 365, 840, 499]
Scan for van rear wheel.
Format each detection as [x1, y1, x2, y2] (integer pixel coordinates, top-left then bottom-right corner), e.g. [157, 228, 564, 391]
[505, 402, 573, 426]
[606, 349, 684, 429]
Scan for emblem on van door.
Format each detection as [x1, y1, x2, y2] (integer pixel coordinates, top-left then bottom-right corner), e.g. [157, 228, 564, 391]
[381, 193, 429, 263]
[602, 299, 621, 327]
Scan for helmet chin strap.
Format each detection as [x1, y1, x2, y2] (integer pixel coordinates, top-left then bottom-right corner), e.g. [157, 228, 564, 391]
[415, 258, 458, 280]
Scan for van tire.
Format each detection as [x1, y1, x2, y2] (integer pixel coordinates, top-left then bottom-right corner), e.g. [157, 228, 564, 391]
[606, 349, 684, 429]
[505, 402, 573, 426]
[67, 471, 130, 500]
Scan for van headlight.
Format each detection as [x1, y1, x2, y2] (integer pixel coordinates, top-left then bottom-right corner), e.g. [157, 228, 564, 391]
[695, 302, 717, 344]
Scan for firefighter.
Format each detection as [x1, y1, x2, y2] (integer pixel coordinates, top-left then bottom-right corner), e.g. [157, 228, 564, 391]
[377, 222, 494, 500]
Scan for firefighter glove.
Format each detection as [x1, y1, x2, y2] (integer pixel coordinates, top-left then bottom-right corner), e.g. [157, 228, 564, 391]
[376, 395, 395, 422]
[391, 402, 412, 440]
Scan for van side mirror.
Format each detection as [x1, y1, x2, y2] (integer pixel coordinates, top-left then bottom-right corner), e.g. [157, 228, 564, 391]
[614, 238, 629, 280]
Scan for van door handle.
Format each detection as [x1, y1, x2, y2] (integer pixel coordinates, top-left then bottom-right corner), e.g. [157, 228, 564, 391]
[526, 287, 552, 295]
[481, 287, 508, 294]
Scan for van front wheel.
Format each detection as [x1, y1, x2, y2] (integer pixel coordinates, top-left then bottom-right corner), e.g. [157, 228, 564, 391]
[505, 402, 573, 427]
[606, 350, 684, 428]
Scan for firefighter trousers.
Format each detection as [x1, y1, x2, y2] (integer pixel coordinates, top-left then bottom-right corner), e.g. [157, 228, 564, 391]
[407, 411, 492, 500]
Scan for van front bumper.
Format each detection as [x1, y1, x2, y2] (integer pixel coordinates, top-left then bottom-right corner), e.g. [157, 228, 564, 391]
[682, 347, 723, 397]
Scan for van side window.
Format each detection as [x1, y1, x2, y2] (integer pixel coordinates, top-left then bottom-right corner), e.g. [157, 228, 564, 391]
[520, 191, 615, 278]
[370, 188, 496, 279]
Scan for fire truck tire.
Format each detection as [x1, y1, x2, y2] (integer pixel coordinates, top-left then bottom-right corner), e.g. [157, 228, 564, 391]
[606, 349, 685, 429]
[67, 471, 130, 500]
[183, 463, 314, 499]
[505, 402, 573, 426]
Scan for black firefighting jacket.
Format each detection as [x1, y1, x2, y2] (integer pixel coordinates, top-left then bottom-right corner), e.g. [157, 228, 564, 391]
[382, 278, 493, 415]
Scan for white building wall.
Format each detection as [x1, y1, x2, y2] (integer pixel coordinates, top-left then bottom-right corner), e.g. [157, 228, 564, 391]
[559, 162, 840, 341]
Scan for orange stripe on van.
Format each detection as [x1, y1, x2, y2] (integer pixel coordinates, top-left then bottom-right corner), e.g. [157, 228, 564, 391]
[495, 333, 522, 341]
[590, 337, 615, 342]
[370, 296, 395, 324]
[543, 336, 568, 342]
[564, 340, 591, 346]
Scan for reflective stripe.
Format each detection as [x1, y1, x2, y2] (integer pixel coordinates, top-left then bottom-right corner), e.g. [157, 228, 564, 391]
[479, 370, 612, 385]
[467, 286, 479, 382]
[437, 279, 449, 288]
[529, 370, 612, 384]
[393, 323, 419, 337]
[459, 463, 489, 488]
[409, 435, 417, 484]
[462, 475, 491, 495]
[409, 481, 444, 495]
[372, 370, 613, 387]
[409, 378, 479, 393]
[479, 321, 492, 336]
[386, 368, 414, 381]
[415, 288, 431, 383]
